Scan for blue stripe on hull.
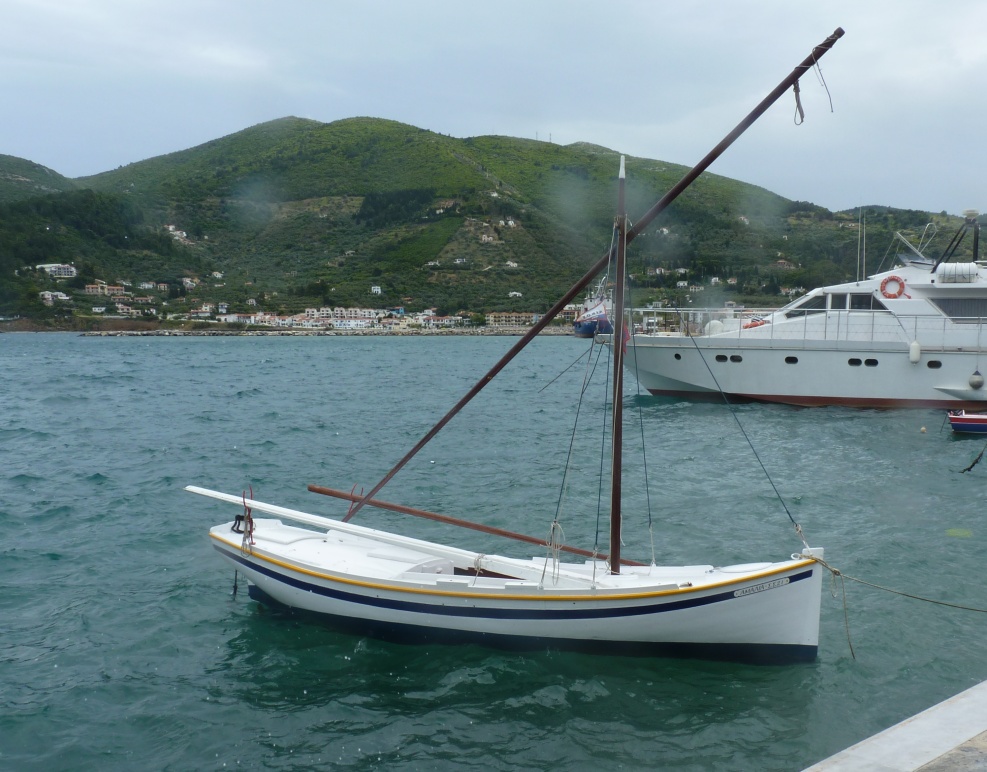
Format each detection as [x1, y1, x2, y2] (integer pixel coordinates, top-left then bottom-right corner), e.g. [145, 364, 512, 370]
[573, 319, 613, 337]
[950, 423, 987, 433]
[246, 584, 817, 664]
[216, 544, 814, 621]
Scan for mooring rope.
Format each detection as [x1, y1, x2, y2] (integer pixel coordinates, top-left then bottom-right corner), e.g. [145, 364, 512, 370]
[810, 554, 987, 661]
[961, 439, 987, 473]
[816, 556, 987, 614]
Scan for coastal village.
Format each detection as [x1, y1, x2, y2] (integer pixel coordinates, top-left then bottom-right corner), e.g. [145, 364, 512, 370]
[33, 260, 592, 331]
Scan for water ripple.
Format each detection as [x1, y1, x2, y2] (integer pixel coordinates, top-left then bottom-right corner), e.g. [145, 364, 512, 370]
[2, 333, 986, 771]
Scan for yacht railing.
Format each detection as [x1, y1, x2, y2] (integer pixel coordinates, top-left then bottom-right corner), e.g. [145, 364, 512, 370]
[629, 307, 987, 353]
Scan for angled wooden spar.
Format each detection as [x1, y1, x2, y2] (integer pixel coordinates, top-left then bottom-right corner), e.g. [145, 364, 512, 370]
[308, 484, 645, 566]
[323, 27, 845, 522]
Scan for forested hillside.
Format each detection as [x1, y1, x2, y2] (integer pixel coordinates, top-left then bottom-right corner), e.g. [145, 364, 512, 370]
[0, 116, 975, 323]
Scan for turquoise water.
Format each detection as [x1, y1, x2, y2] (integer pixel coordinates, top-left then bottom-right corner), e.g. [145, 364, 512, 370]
[4, 332, 987, 770]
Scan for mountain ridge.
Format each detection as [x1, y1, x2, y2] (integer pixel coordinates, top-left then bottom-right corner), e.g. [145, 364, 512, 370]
[0, 116, 968, 322]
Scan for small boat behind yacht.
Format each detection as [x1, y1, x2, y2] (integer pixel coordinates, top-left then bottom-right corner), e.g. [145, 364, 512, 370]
[572, 278, 613, 338]
[947, 410, 987, 433]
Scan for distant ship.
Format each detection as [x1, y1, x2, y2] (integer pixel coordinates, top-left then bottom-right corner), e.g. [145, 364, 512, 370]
[572, 279, 613, 338]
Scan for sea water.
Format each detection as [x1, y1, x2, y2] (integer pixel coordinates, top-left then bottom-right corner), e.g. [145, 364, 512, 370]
[3, 332, 987, 770]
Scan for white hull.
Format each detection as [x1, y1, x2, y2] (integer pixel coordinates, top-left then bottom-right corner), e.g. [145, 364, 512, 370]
[627, 257, 987, 408]
[627, 338, 987, 408]
[194, 487, 823, 664]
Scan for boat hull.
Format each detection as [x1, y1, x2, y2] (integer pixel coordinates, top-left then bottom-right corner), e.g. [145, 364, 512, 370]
[625, 339, 987, 409]
[948, 413, 987, 433]
[573, 318, 613, 338]
[210, 516, 823, 664]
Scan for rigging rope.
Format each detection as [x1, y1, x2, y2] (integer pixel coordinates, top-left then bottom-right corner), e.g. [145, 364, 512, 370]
[549, 224, 616, 565]
[233, 485, 255, 553]
[675, 312, 810, 549]
[811, 54, 835, 112]
[596, 320, 614, 564]
[552, 335, 604, 523]
[585, 227, 618, 559]
[792, 80, 805, 125]
[625, 269, 658, 566]
[538, 347, 592, 394]
[540, 521, 565, 586]
[794, 54, 834, 124]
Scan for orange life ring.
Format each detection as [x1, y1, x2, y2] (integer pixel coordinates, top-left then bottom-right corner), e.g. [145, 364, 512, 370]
[880, 275, 906, 299]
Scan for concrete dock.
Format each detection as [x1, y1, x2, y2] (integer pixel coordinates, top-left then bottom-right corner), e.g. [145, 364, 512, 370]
[805, 679, 987, 771]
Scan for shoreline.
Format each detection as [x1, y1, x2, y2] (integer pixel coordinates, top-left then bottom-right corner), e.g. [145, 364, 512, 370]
[74, 326, 576, 337]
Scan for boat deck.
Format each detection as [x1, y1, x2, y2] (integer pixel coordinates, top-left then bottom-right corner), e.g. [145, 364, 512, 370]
[211, 518, 801, 596]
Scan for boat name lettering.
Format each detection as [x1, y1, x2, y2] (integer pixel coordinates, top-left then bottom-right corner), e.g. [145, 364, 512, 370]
[733, 577, 789, 597]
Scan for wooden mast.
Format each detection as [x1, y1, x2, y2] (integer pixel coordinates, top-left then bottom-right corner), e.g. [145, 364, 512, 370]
[609, 156, 627, 573]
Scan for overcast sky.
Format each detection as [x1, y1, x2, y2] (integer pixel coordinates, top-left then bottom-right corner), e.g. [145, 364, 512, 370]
[4, 0, 985, 216]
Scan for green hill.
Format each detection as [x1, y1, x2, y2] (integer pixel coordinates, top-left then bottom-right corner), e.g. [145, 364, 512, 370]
[0, 155, 77, 204]
[0, 116, 977, 323]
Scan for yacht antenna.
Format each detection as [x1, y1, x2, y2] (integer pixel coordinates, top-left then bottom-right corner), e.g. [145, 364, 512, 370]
[856, 207, 865, 280]
[932, 212, 979, 271]
[894, 231, 929, 263]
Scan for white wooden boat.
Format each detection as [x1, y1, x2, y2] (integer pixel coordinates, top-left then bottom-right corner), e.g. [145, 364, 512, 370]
[191, 485, 823, 662]
[187, 31, 844, 663]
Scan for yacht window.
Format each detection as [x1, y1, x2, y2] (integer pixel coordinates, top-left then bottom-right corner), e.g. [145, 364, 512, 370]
[929, 298, 987, 322]
[850, 294, 889, 311]
[730, 355, 743, 363]
[927, 360, 942, 369]
[674, 353, 681, 360]
[715, 354, 728, 362]
[785, 356, 798, 364]
[785, 295, 827, 317]
[848, 358, 862, 366]
[829, 293, 848, 310]
[865, 359, 879, 367]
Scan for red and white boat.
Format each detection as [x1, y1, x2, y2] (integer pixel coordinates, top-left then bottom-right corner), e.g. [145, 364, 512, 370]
[948, 410, 987, 433]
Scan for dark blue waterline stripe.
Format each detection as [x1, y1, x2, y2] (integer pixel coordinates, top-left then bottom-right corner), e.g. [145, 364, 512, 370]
[247, 584, 817, 665]
[216, 544, 814, 621]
